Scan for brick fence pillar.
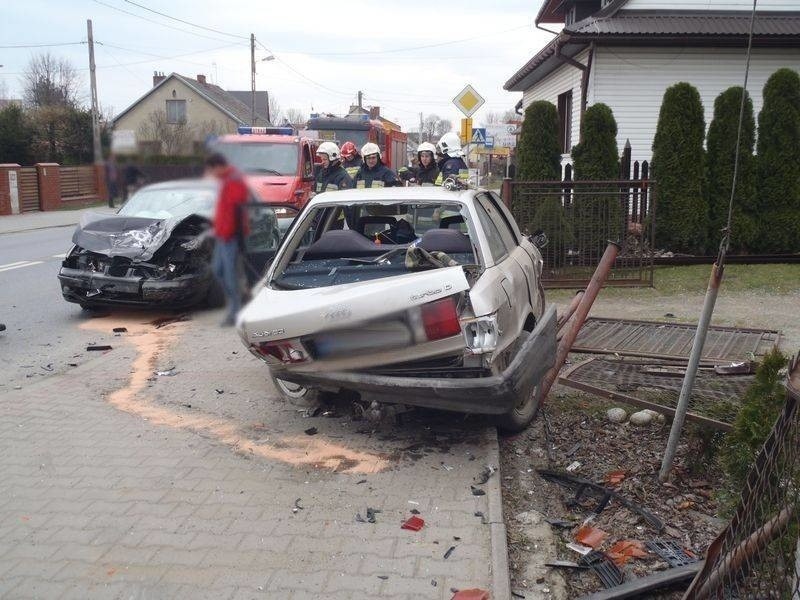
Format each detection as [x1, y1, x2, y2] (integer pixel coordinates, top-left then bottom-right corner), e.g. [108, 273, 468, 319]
[94, 163, 109, 206]
[501, 177, 512, 209]
[0, 164, 22, 216]
[36, 163, 61, 211]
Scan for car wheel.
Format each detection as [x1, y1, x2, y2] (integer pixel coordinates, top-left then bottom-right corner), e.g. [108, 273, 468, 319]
[496, 385, 542, 433]
[271, 374, 320, 403]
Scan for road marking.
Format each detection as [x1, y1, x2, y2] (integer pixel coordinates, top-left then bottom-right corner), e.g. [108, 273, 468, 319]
[0, 261, 28, 269]
[52, 253, 67, 259]
[0, 261, 44, 273]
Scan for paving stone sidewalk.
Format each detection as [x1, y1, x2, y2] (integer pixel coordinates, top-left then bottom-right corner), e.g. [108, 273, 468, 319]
[0, 311, 508, 599]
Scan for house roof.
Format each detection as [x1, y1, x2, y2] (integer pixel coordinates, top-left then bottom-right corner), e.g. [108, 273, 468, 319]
[227, 91, 269, 124]
[504, 36, 587, 91]
[113, 73, 258, 126]
[566, 11, 800, 37]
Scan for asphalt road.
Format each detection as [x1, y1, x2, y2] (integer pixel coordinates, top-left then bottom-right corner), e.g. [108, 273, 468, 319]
[0, 226, 121, 392]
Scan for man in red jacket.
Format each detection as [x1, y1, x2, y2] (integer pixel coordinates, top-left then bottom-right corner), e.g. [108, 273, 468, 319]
[206, 153, 249, 326]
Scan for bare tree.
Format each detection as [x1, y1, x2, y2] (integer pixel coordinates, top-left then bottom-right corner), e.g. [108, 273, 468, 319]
[137, 110, 193, 155]
[268, 94, 282, 125]
[283, 108, 307, 127]
[421, 114, 453, 142]
[0, 80, 9, 101]
[22, 52, 81, 108]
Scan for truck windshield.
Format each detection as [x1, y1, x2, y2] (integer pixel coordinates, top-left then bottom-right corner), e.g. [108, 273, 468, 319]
[214, 142, 299, 176]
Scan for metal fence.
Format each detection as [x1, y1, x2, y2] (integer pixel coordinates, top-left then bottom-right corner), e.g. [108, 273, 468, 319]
[60, 166, 99, 202]
[683, 353, 800, 599]
[507, 178, 655, 288]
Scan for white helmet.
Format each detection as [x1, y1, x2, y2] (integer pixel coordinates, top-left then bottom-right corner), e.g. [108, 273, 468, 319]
[316, 141, 341, 162]
[417, 142, 436, 156]
[361, 142, 381, 159]
[436, 132, 463, 157]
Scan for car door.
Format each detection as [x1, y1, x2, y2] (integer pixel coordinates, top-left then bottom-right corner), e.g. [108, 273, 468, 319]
[239, 201, 297, 286]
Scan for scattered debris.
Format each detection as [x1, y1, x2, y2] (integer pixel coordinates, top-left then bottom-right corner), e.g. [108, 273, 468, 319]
[86, 345, 112, 351]
[573, 562, 702, 599]
[545, 517, 576, 529]
[292, 498, 304, 514]
[511, 591, 526, 599]
[664, 313, 676, 318]
[604, 470, 626, 486]
[578, 550, 624, 588]
[356, 507, 381, 524]
[606, 540, 648, 566]
[410, 509, 421, 515]
[441, 463, 454, 471]
[714, 361, 754, 375]
[443, 545, 457, 559]
[112, 327, 127, 333]
[377, 575, 389, 580]
[565, 442, 582, 457]
[567, 542, 593, 555]
[356, 479, 367, 485]
[645, 539, 698, 568]
[475, 465, 496, 484]
[215, 388, 224, 394]
[606, 408, 627, 423]
[154, 368, 177, 377]
[470, 485, 486, 496]
[575, 525, 610, 548]
[41, 363, 54, 372]
[450, 589, 490, 600]
[431, 579, 437, 587]
[474, 511, 488, 524]
[401, 516, 425, 531]
[566, 460, 582, 473]
[303, 406, 322, 418]
[150, 314, 189, 328]
[545, 560, 588, 570]
[304, 427, 318, 436]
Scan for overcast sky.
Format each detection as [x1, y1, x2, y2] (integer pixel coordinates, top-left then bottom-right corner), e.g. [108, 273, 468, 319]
[2, 0, 554, 130]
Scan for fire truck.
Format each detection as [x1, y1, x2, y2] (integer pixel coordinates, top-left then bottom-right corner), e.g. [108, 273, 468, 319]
[305, 114, 408, 172]
[209, 126, 321, 212]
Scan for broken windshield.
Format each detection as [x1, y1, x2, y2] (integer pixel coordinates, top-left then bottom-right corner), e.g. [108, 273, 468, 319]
[270, 201, 477, 290]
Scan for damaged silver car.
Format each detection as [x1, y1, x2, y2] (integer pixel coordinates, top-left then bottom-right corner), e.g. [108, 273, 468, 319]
[237, 187, 556, 431]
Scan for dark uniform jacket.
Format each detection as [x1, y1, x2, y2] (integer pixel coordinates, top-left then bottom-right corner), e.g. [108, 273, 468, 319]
[342, 156, 362, 179]
[438, 155, 468, 180]
[354, 161, 398, 188]
[415, 163, 440, 185]
[315, 162, 353, 193]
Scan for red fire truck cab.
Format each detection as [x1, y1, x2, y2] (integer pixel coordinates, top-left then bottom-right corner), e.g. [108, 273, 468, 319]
[210, 127, 321, 212]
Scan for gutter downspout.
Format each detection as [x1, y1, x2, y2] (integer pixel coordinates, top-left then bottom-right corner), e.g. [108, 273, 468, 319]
[555, 37, 595, 121]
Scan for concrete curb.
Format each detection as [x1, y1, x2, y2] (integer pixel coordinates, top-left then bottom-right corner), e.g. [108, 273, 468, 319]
[0, 222, 79, 235]
[486, 426, 512, 600]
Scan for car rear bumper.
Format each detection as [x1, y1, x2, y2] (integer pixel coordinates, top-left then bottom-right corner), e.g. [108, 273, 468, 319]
[58, 267, 210, 307]
[273, 305, 557, 415]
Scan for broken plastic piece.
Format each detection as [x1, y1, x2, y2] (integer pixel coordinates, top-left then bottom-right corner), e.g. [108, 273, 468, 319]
[475, 465, 496, 484]
[567, 542, 593, 555]
[112, 327, 127, 333]
[443, 545, 457, 559]
[410, 508, 421, 515]
[292, 498, 304, 514]
[645, 539, 698, 568]
[470, 485, 486, 496]
[575, 525, 609, 548]
[545, 518, 576, 529]
[604, 470, 626, 485]
[86, 345, 112, 351]
[545, 560, 588, 570]
[304, 427, 318, 436]
[578, 550, 624, 588]
[401, 515, 425, 531]
[607, 540, 649, 566]
[155, 368, 177, 377]
[566, 461, 581, 472]
[714, 361, 754, 375]
[450, 589, 490, 600]
[377, 575, 389, 580]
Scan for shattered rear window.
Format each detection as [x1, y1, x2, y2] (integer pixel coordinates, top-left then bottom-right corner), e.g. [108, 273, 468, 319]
[271, 201, 477, 290]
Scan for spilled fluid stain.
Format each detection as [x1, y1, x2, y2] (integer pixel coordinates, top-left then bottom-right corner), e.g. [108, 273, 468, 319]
[80, 314, 389, 474]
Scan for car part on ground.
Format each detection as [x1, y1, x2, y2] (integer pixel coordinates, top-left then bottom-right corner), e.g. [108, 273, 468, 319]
[578, 550, 624, 588]
[574, 562, 703, 600]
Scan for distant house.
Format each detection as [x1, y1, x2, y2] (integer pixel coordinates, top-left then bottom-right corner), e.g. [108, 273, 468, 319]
[227, 90, 271, 125]
[113, 72, 268, 155]
[505, 0, 800, 166]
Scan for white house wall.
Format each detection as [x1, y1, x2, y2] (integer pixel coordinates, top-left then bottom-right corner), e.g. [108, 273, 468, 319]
[522, 49, 589, 163]
[592, 46, 800, 163]
[623, 0, 796, 11]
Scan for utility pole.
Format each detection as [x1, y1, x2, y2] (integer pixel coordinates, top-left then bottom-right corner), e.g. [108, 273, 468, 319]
[357, 91, 363, 110]
[419, 112, 424, 144]
[250, 33, 256, 125]
[86, 20, 107, 206]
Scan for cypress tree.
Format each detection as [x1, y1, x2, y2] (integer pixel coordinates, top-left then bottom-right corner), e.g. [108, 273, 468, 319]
[756, 68, 800, 252]
[517, 101, 561, 180]
[652, 82, 708, 254]
[571, 103, 621, 248]
[706, 86, 757, 252]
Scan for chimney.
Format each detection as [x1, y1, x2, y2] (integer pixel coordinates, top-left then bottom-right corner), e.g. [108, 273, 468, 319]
[369, 106, 380, 119]
[196, 74, 207, 84]
[152, 71, 166, 87]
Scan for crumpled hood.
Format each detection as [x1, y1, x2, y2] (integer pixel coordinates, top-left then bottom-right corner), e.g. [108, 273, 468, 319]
[72, 211, 207, 261]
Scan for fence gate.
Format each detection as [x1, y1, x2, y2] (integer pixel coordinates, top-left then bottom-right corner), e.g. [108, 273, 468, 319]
[18, 167, 40, 212]
[508, 178, 655, 288]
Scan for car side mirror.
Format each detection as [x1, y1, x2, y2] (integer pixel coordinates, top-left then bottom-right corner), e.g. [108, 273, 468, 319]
[529, 231, 548, 249]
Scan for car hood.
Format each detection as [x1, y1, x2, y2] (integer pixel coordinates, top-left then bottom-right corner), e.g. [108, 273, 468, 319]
[239, 265, 470, 344]
[245, 175, 298, 203]
[72, 211, 208, 261]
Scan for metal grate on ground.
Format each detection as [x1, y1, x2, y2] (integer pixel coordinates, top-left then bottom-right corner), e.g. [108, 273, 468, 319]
[559, 357, 754, 429]
[572, 318, 780, 363]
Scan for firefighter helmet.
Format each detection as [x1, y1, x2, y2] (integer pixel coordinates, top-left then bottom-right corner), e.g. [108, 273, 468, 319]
[417, 142, 436, 158]
[436, 132, 463, 157]
[316, 141, 341, 162]
[340, 141, 358, 160]
[361, 142, 381, 159]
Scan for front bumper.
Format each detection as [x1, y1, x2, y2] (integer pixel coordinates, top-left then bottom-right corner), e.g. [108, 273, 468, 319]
[273, 305, 557, 415]
[58, 267, 210, 307]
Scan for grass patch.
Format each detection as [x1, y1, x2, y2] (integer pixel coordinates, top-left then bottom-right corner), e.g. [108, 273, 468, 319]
[547, 263, 800, 303]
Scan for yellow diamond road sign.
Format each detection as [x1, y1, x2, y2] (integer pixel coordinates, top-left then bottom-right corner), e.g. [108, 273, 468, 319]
[453, 84, 485, 118]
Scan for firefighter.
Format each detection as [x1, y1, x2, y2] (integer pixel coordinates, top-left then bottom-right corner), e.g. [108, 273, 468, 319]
[340, 141, 361, 179]
[435, 131, 468, 184]
[353, 142, 398, 188]
[314, 142, 352, 193]
[414, 142, 439, 186]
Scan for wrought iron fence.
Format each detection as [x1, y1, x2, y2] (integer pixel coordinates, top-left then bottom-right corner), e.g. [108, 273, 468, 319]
[683, 353, 800, 600]
[507, 178, 655, 288]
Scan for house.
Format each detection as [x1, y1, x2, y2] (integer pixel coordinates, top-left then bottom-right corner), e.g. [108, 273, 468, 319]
[347, 104, 403, 133]
[227, 90, 271, 125]
[113, 72, 268, 155]
[505, 0, 800, 166]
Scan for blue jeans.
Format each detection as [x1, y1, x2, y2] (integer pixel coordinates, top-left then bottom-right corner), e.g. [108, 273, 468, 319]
[212, 238, 241, 319]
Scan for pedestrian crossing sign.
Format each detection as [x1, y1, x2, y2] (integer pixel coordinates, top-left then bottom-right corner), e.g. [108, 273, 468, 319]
[471, 128, 486, 144]
[453, 84, 485, 118]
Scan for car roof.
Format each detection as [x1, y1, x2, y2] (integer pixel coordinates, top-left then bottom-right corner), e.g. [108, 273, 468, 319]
[308, 186, 483, 206]
[138, 178, 217, 192]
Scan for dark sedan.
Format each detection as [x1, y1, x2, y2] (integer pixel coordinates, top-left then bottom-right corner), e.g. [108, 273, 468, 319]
[58, 179, 280, 309]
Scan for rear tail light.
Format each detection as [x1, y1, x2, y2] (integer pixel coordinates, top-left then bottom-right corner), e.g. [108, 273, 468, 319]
[251, 341, 307, 364]
[420, 296, 462, 341]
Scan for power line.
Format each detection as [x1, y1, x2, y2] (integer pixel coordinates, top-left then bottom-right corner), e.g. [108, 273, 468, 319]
[254, 38, 352, 98]
[90, 0, 248, 46]
[122, 0, 249, 40]
[0, 42, 86, 49]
